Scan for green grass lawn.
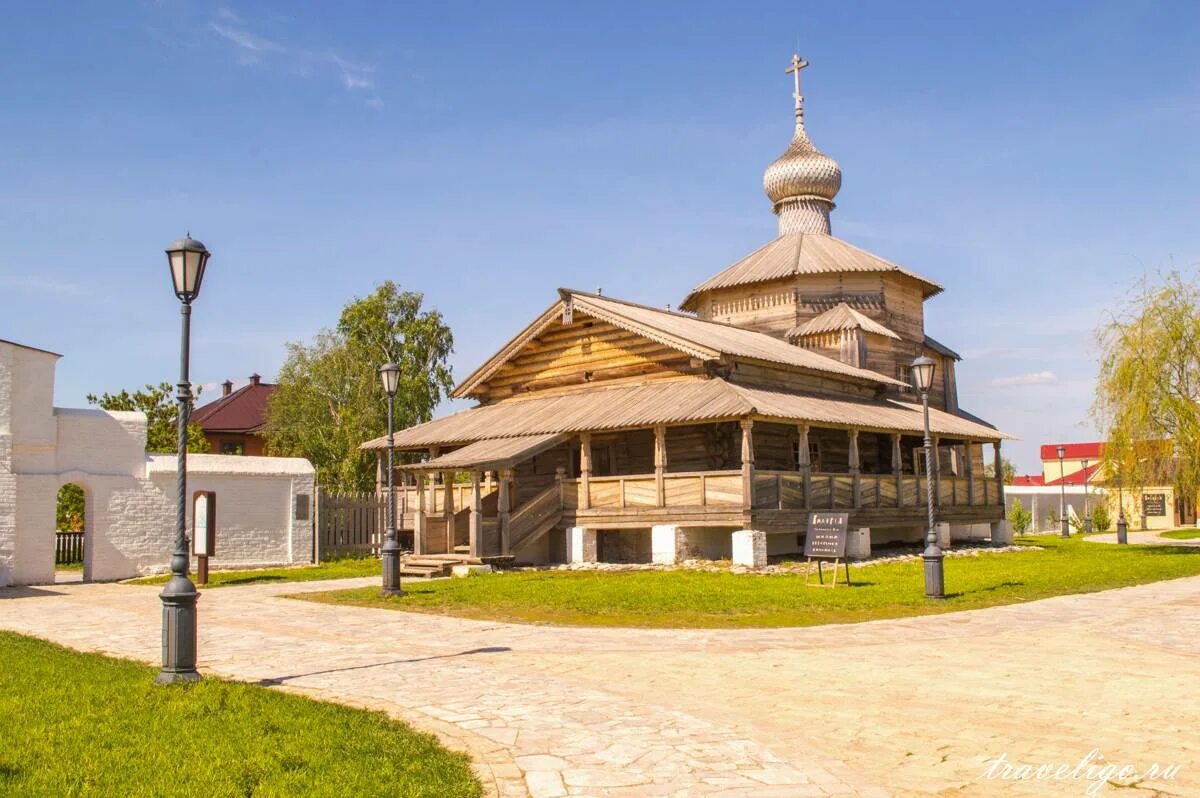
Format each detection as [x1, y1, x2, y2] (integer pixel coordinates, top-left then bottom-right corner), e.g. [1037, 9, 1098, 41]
[0, 631, 480, 797]
[126, 555, 382, 588]
[296, 537, 1200, 629]
[1161, 528, 1200, 540]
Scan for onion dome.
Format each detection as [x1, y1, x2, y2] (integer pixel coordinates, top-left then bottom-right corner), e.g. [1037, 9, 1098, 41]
[763, 55, 842, 235]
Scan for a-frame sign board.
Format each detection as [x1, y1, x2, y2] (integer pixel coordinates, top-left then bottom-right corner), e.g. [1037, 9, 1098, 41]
[803, 511, 851, 587]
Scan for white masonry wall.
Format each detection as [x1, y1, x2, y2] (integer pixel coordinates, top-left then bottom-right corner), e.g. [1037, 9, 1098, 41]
[0, 339, 317, 587]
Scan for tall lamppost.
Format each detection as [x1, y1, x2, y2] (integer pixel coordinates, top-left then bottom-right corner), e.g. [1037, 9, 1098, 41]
[1116, 470, 1128, 544]
[156, 235, 210, 685]
[1082, 458, 1092, 533]
[1057, 445, 1069, 537]
[910, 356, 943, 599]
[379, 363, 403, 597]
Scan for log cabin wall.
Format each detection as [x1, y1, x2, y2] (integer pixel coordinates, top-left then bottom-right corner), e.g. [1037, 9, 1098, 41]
[477, 318, 704, 403]
[725, 360, 880, 399]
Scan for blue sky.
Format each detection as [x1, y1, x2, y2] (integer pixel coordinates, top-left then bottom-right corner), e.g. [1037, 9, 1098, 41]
[2, 1, 1198, 471]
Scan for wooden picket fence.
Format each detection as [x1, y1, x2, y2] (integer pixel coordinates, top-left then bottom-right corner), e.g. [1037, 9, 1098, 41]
[316, 491, 386, 558]
[55, 531, 84, 565]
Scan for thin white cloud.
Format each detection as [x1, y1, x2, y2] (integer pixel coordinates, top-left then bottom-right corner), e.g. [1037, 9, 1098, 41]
[209, 23, 283, 55]
[365, 97, 385, 110]
[0, 273, 87, 298]
[990, 371, 1058, 388]
[329, 54, 374, 91]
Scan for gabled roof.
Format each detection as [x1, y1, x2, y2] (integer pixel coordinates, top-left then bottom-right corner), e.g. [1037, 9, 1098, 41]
[191, 378, 277, 434]
[924, 335, 962, 361]
[679, 233, 943, 311]
[453, 289, 905, 399]
[788, 302, 901, 341]
[364, 377, 1012, 451]
[397, 433, 570, 471]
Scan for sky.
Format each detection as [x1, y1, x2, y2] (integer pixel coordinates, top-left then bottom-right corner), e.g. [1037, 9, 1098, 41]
[2, 1, 1198, 472]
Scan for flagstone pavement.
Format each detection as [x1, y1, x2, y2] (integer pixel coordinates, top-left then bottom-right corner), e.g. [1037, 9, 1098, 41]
[2, 574, 1198, 797]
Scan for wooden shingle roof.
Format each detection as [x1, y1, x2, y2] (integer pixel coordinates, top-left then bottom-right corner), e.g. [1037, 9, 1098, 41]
[679, 234, 943, 311]
[364, 377, 1012, 451]
[453, 289, 905, 399]
[787, 302, 901, 341]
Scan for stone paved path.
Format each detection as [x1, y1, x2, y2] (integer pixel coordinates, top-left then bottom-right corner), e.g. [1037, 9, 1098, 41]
[2, 575, 1198, 797]
[1089, 529, 1200, 547]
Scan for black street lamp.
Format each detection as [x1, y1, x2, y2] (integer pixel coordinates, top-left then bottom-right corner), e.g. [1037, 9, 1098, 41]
[1082, 458, 1092, 533]
[1057, 445, 1069, 538]
[910, 355, 943, 599]
[379, 363, 403, 597]
[1116, 471, 1128, 544]
[156, 235, 210, 685]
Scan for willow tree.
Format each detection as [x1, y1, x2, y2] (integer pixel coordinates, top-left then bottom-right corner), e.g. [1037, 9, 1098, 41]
[1094, 271, 1200, 505]
[265, 282, 454, 493]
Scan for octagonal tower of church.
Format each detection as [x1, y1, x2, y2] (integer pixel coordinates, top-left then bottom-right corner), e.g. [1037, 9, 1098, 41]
[680, 56, 959, 410]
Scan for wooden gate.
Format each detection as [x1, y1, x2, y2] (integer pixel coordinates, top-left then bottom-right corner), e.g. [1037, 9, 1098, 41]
[316, 491, 386, 558]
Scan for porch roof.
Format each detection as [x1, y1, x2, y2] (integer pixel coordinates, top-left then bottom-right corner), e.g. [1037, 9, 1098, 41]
[362, 378, 1013, 451]
[395, 433, 569, 472]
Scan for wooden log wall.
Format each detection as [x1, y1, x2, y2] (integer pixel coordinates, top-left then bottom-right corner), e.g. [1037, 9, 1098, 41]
[479, 318, 702, 402]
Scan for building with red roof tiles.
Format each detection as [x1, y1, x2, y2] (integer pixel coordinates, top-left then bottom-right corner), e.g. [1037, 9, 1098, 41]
[191, 374, 276, 456]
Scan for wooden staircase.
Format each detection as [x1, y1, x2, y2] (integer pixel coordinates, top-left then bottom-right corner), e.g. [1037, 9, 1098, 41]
[400, 546, 513, 578]
[508, 485, 565, 555]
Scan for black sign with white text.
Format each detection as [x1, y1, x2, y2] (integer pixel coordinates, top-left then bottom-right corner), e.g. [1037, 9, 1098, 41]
[805, 512, 849, 558]
[1143, 493, 1166, 517]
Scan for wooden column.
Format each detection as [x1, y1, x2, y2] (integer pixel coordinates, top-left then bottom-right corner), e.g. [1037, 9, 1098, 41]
[498, 468, 512, 555]
[654, 425, 667, 508]
[443, 471, 455, 552]
[892, 433, 903, 508]
[414, 473, 426, 555]
[740, 419, 755, 510]
[485, 470, 494, 493]
[993, 441, 1004, 507]
[468, 471, 482, 557]
[579, 432, 592, 510]
[965, 440, 976, 506]
[848, 428, 861, 509]
[797, 423, 812, 508]
[375, 452, 384, 495]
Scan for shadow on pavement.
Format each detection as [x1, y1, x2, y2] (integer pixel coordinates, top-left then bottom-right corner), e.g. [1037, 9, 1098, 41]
[256, 646, 512, 685]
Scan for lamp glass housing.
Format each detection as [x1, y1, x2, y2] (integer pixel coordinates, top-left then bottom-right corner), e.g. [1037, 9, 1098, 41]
[379, 363, 401, 396]
[166, 237, 210, 301]
[1057, 445, 1067, 459]
[909, 356, 936, 393]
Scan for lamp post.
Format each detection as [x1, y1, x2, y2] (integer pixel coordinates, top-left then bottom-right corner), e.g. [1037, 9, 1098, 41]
[1057, 445, 1069, 537]
[910, 356, 943, 599]
[1082, 458, 1091, 534]
[156, 235, 210, 685]
[379, 363, 403, 597]
[1116, 471, 1128, 544]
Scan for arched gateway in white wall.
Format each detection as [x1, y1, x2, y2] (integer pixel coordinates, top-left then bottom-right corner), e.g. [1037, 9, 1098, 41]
[0, 339, 315, 587]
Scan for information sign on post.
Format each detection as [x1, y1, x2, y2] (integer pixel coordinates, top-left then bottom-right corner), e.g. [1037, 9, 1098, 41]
[804, 511, 851, 587]
[192, 492, 216, 585]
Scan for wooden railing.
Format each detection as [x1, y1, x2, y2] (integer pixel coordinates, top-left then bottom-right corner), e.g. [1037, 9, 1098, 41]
[752, 471, 1002, 510]
[317, 491, 384, 555]
[568, 470, 744, 509]
[509, 484, 564, 553]
[393, 483, 495, 515]
[55, 531, 84, 565]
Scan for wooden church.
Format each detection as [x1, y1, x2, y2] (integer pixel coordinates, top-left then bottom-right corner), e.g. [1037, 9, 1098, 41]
[362, 56, 1011, 570]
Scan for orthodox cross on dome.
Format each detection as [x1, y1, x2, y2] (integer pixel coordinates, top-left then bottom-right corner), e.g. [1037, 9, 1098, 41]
[785, 54, 809, 123]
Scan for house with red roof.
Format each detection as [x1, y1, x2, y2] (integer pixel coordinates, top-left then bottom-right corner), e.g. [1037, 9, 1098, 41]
[191, 374, 276, 456]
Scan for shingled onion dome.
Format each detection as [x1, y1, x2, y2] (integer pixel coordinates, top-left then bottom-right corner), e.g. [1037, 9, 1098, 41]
[763, 55, 842, 236]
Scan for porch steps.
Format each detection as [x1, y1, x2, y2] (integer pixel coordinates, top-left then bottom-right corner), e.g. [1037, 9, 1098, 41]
[401, 552, 494, 578]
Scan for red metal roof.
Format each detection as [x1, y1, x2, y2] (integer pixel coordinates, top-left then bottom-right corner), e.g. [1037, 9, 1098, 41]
[192, 377, 276, 434]
[1039, 442, 1103, 462]
[1044, 462, 1102, 486]
[1011, 474, 1045, 486]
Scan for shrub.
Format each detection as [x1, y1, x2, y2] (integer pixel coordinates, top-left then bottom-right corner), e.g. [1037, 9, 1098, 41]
[1091, 503, 1112, 533]
[1007, 498, 1032, 534]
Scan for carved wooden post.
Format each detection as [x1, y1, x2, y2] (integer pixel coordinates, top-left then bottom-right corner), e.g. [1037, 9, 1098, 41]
[579, 432, 592, 510]
[414, 472, 426, 556]
[965, 440, 976, 506]
[892, 433, 903, 508]
[498, 468, 512, 555]
[740, 419, 755, 510]
[654, 425, 667, 508]
[848, 428, 861, 509]
[993, 440, 1004, 506]
[485, 470, 494, 493]
[469, 471, 482, 557]
[443, 470, 456, 552]
[797, 423, 812, 508]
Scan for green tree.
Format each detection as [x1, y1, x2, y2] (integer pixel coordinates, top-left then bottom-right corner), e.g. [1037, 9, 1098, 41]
[1007, 498, 1031, 535]
[1094, 271, 1200, 504]
[265, 282, 454, 493]
[1090, 502, 1112, 533]
[87, 383, 210, 454]
[983, 457, 1017, 484]
[56, 484, 85, 532]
